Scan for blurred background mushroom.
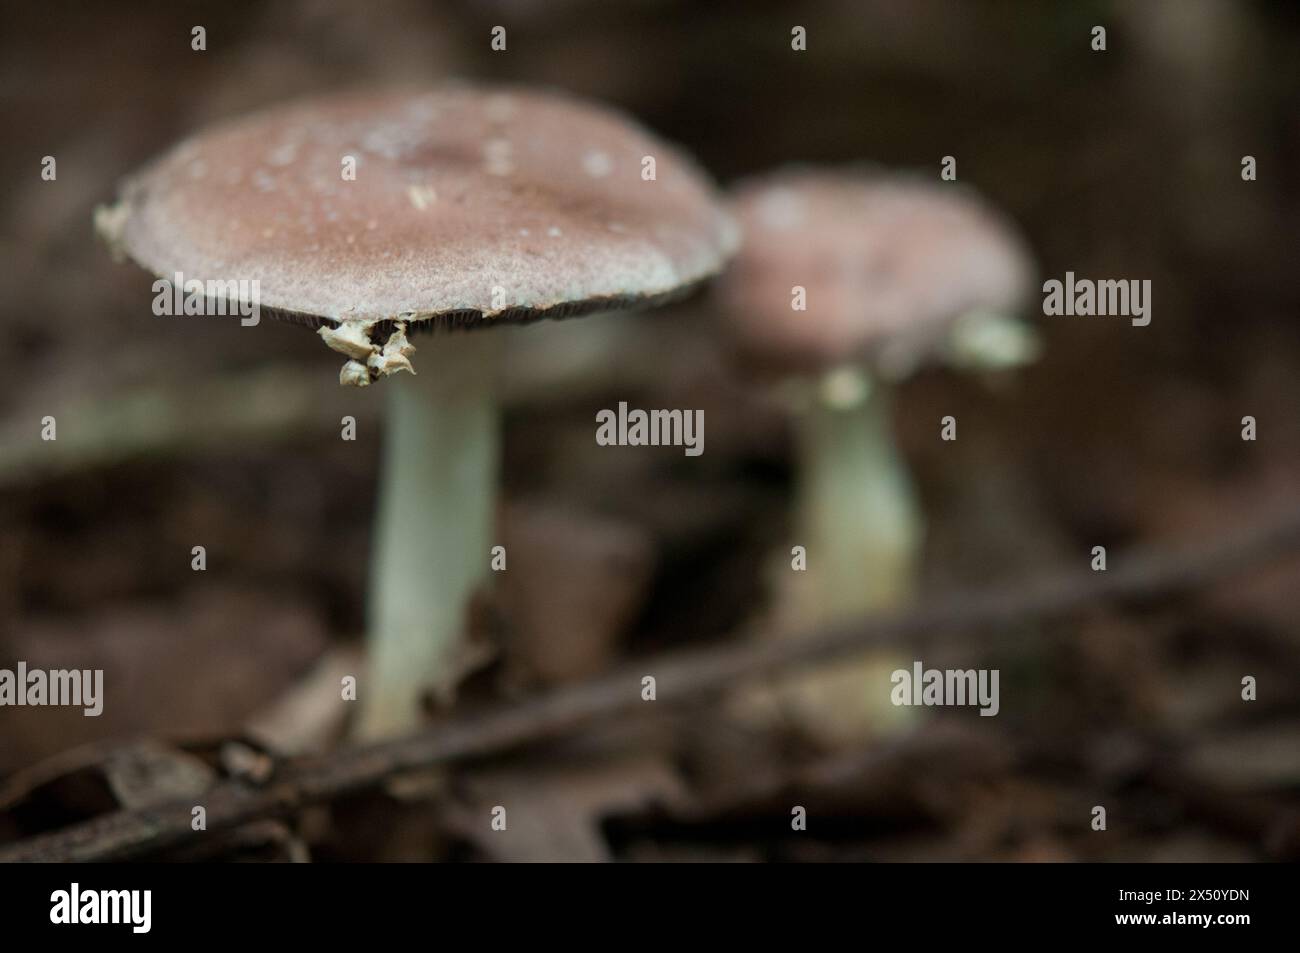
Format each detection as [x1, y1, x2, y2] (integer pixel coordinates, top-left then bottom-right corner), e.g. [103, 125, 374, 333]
[716, 169, 1037, 744]
[2, 0, 1299, 862]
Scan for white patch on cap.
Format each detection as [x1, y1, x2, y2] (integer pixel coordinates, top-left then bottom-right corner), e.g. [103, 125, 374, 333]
[361, 123, 422, 161]
[267, 143, 298, 166]
[582, 150, 613, 178]
[407, 97, 440, 122]
[407, 185, 437, 211]
[484, 138, 514, 176]
[756, 188, 806, 230]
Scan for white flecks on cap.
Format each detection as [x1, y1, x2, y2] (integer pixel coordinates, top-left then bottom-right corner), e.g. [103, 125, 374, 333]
[582, 150, 613, 178]
[109, 85, 738, 332]
[406, 184, 437, 211]
[755, 187, 806, 230]
[267, 143, 298, 166]
[483, 138, 514, 177]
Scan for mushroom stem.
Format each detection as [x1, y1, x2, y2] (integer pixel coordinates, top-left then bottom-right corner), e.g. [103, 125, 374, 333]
[357, 331, 501, 738]
[753, 376, 923, 744]
[796, 376, 921, 617]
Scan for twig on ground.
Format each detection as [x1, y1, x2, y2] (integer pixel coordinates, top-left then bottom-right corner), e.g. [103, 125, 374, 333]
[3, 503, 1299, 862]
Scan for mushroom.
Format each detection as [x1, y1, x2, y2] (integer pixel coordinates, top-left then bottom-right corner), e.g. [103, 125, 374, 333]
[98, 86, 738, 737]
[716, 168, 1036, 741]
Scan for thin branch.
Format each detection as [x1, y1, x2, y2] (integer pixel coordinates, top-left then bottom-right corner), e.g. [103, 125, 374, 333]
[4, 504, 1300, 862]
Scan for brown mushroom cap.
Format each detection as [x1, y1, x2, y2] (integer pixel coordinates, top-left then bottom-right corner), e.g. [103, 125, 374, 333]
[103, 85, 738, 330]
[716, 169, 1034, 375]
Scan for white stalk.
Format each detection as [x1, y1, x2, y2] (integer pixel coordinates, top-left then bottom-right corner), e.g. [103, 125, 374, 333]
[796, 376, 922, 618]
[767, 373, 923, 744]
[356, 331, 500, 738]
